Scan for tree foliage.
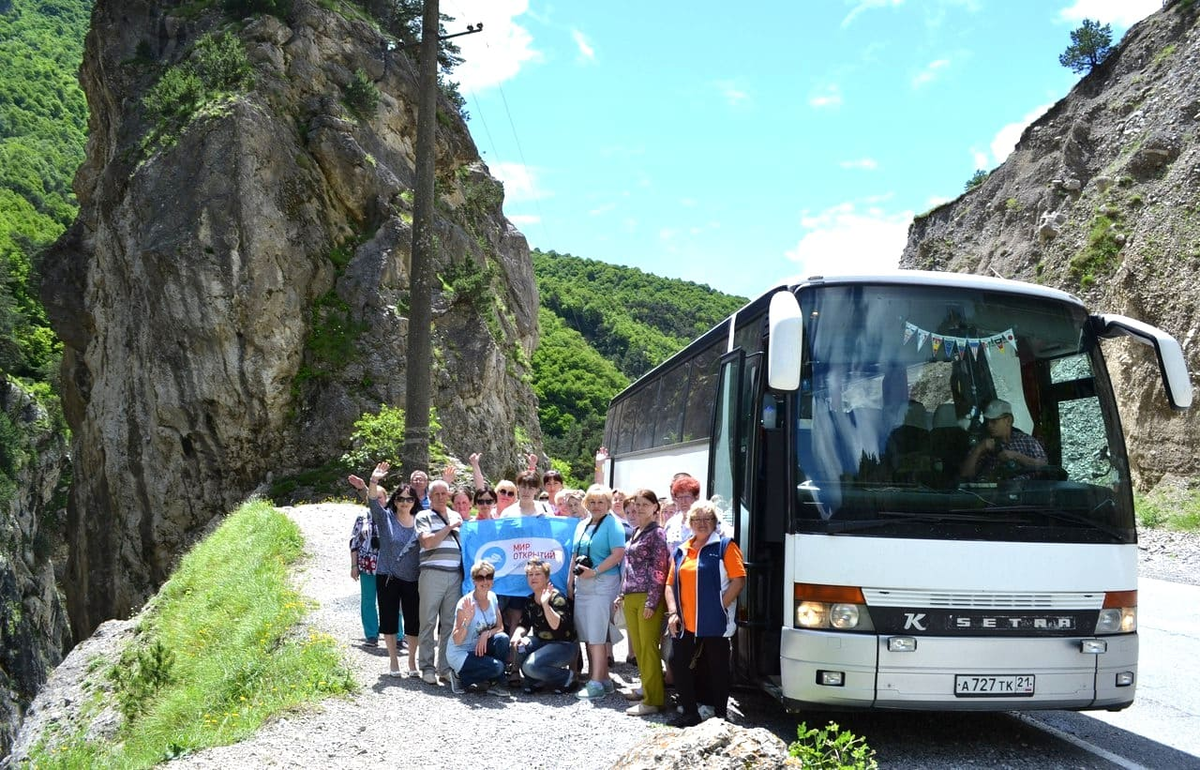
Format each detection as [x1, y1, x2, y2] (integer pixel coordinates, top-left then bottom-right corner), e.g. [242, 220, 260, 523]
[1059, 19, 1115, 74]
[531, 249, 746, 483]
[964, 169, 988, 192]
[0, 0, 90, 380]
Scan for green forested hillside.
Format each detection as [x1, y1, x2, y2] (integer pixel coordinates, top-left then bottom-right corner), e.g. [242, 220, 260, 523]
[531, 249, 747, 483]
[0, 0, 90, 380]
[534, 249, 747, 378]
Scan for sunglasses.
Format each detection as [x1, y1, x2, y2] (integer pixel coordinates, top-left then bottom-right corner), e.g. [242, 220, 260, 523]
[473, 576, 494, 582]
[497, 489, 516, 497]
[395, 496, 415, 503]
[476, 498, 497, 505]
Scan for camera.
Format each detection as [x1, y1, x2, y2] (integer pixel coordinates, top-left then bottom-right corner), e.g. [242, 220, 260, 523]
[572, 555, 593, 576]
[370, 536, 380, 550]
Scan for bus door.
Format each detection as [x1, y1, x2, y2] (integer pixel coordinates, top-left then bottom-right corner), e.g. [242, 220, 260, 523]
[710, 349, 771, 681]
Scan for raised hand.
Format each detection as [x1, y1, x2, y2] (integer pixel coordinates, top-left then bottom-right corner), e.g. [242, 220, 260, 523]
[469, 452, 483, 466]
[371, 461, 390, 483]
[347, 474, 366, 490]
[595, 447, 610, 465]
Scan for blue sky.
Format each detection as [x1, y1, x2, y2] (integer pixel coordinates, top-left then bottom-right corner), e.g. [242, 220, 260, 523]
[440, 0, 1160, 300]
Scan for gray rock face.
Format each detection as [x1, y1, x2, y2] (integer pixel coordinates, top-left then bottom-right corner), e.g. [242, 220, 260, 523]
[0, 378, 71, 759]
[40, 1, 541, 641]
[901, 2, 1200, 490]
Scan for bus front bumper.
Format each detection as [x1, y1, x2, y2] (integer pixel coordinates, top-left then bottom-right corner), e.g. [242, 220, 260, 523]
[779, 627, 1137, 711]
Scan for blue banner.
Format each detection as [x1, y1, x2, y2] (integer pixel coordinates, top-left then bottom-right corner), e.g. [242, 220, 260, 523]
[459, 516, 578, 596]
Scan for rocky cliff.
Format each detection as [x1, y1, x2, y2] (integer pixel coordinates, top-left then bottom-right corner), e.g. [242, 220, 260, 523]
[0, 377, 70, 756]
[41, 0, 542, 641]
[901, 1, 1200, 490]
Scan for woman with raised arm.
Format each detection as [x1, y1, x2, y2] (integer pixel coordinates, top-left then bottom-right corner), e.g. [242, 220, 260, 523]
[367, 462, 422, 677]
[347, 474, 385, 646]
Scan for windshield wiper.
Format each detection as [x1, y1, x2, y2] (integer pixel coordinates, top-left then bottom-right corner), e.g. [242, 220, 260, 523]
[949, 504, 1130, 541]
[826, 510, 1022, 532]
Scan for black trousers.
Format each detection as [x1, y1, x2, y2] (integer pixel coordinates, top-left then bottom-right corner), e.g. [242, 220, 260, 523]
[669, 630, 731, 719]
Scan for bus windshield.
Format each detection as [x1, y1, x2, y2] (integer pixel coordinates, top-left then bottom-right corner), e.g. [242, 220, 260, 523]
[793, 283, 1134, 544]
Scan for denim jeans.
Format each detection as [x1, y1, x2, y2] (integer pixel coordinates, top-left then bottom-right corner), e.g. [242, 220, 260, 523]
[457, 632, 512, 688]
[516, 637, 576, 689]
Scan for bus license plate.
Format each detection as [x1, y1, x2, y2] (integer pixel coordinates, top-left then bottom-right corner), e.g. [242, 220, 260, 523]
[954, 674, 1035, 697]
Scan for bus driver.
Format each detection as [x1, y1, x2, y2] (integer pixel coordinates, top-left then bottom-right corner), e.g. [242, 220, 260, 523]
[960, 399, 1047, 481]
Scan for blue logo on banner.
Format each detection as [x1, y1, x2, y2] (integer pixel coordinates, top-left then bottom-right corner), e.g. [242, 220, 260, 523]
[459, 516, 578, 596]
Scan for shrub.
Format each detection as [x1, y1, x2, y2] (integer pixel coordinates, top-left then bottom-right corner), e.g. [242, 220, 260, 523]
[345, 68, 380, 120]
[192, 33, 253, 92]
[143, 67, 205, 122]
[788, 721, 878, 769]
[109, 640, 176, 723]
[341, 405, 448, 470]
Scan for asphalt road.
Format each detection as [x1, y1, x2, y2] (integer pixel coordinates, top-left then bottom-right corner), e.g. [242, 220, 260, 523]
[723, 577, 1200, 768]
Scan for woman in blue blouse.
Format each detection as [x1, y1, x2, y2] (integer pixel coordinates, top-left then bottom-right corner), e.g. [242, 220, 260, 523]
[569, 484, 627, 699]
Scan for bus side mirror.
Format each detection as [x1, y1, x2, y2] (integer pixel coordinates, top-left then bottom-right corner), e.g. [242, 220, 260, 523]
[768, 290, 803, 391]
[1092, 313, 1193, 410]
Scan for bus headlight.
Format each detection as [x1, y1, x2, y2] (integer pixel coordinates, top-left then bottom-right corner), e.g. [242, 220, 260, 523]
[793, 584, 874, 631]
[1095, 591, 1136, 634]
[1095, 607, 1136, 634]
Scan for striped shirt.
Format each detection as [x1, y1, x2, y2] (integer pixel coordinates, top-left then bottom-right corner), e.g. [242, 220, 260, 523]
[414, 507, 464, 573]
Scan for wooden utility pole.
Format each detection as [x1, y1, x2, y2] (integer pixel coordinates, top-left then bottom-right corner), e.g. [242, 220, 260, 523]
[402, 0, 440, 476]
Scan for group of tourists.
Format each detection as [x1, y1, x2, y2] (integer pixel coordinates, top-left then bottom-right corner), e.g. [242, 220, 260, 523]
[346, 451, 746, 727]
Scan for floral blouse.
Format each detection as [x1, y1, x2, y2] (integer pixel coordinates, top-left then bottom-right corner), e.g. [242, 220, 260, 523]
[621, 522, 671, 610]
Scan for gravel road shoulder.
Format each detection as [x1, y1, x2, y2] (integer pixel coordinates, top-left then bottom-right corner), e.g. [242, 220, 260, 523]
[166, 505, 1200, 769]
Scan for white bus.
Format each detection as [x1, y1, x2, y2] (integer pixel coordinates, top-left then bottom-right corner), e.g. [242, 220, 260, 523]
[600, 271, 1190, 711]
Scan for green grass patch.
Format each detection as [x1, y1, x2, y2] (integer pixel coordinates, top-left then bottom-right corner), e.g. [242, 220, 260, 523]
[788, 721, 878, 769]
[1135, 486, 1200, 531]
[22, 499, 355, 767]
[1069, 214, 1122, 289]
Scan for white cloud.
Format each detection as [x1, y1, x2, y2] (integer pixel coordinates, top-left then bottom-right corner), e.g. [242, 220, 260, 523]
[1058, 0, 1159, 28]
[714, 79, 750, 107]
[784, 200, 912, 278]
[926, 195, 951, 209]
[489, 161, 544, 203]
[571, 29, 596, 62]
[445, 0, 541, 94]
[659, 227, 678, 242]
[508, 214, 541, 226]
[988, 102, 1052, 165]
[842, 0, 905, 28]
[840, 158, 879, 170]
[911, 58, 950, 88]
[809, 83, 843, 109]
[971, 149, 989, 170]
[589, 202, 616, 216]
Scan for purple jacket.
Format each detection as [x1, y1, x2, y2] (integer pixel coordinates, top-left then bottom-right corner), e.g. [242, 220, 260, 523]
[621, 522, 671, 610]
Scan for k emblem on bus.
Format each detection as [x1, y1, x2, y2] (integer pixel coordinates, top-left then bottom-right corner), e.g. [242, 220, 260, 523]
[903, 613, 928, 631]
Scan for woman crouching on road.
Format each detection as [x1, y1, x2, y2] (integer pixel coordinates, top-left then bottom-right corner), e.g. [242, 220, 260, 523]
[447, 561, 510, 693]
[368, 462, 422, 678]
[664, 500, 746, 727]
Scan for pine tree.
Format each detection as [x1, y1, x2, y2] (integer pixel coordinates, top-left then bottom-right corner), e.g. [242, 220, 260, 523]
[1059, 19, 1114, 74]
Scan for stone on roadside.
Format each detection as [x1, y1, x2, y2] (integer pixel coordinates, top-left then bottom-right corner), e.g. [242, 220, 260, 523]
[610, 718, 801, 769]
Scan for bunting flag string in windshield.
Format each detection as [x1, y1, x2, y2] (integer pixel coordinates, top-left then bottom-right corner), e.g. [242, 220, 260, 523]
[903, 322, 1018, 361]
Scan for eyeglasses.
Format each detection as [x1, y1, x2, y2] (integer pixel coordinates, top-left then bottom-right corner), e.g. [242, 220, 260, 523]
[395, 496, 415, 503]
[498, 489, 516, 497]
[473, 576, 494, 582]
[672, 494, 696, 502]
[691, 517, 717, 524]
[476, 498, 496, 505]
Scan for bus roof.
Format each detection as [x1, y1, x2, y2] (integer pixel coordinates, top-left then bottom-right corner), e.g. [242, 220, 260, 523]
[770, 270, 1084, 307]
[609, 270, 1087, 407]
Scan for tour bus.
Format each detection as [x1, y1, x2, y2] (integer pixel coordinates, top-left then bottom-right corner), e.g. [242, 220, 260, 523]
[600, 271, 1191, 711]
